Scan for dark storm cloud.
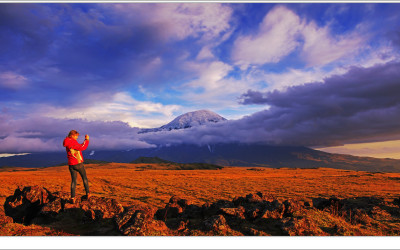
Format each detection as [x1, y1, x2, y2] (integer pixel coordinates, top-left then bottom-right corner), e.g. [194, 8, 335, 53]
[0, 3, 193, 106]
[140, 61, 400, 147]
[389, 29, 400, 49]
[0, 4, 59, 65]
[238, 61, 400, 146]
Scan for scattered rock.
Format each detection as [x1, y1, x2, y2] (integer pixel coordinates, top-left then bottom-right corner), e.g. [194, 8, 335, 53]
[155, 203, 183, 220]
[203, 200, 234, 217]
[283, 199, 303, 216]
[246, 193, 264, 203]
[4, 186, 53, 224]
[393, 197, 400, 206]
[304, 201, 312, 207]
[4, 186, 392, 236]
[203, 214, 229, 232]
[79, 196, 124, 219]
[220, 207, 246, 219]
[259, 200, 285, 219]
[40, 198, 63, 215]
[115, 206, 158, 236]
[282, 217, 326, 236]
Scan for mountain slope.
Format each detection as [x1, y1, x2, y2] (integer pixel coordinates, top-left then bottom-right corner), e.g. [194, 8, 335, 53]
[3, 143, 400, 172]
[139, 110, 227, 133]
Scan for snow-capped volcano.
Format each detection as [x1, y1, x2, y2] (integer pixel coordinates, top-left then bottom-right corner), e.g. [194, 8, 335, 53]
[139, 110, 227, 133]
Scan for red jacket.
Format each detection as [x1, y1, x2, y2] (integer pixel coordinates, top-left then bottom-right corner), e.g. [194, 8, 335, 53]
[63, 137, 89, 165]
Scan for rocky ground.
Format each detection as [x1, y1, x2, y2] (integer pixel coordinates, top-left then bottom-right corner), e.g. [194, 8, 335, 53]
[2, 185, 400, 236]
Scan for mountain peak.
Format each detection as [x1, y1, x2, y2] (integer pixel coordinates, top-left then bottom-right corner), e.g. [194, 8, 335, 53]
[140, 110, 227, 133]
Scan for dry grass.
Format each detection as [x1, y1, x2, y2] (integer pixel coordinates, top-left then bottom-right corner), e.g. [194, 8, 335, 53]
[1, 164, 400, 208]
[1, 163, 400, 235]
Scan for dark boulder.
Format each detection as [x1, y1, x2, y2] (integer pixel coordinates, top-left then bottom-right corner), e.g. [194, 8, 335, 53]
[282, 217, 325, 236]
[4, 186, 53, 224]
[155, 203, 183, 220]
[203, 214, 230, 233]
[283, 199, 303, 217]
[4, 186, 124, 227]
[115, 206, 158, 236]
[258, 200, 286, 220]
[312, 197, 342, 213]
[393, 197, 400, 206]
[203, 200, 234, 217]
[220, 207, 246, 220]
[78, 196, 124, 220]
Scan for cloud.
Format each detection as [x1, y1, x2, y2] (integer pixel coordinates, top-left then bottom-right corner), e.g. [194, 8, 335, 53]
[242, 42, 400, 93]
[185, 61, 233, 90]
[238, 61, 400, 146]
[301, 22, 364, 67]
[105, 3, 233, 42]
[141, 61, 400, 148]
[39, 92, 182, 128]
[179, 59, 261, 110]
[0, 3, 236, 114]
[389, 28, 400, 49]
[196, 47, 215, 60]
[316, 140, 400, 159]
[232, 6, 302, 69]
[0, 4, 59, 65]
[231, 5, 365, 69]
[0, 116, 153, 153]
[0, 71, 28, 90]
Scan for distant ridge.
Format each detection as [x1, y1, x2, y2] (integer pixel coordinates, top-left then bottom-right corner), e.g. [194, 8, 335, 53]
[131, 156, 223, 170]
[2, 144, 400, 173]
[131, 157, 173, 164]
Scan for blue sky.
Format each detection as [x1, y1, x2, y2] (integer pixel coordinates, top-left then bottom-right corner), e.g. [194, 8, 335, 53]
[1, 3, 400, 157]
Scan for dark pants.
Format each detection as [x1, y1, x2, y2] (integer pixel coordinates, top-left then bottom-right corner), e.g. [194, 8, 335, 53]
[69, 163, 89, 198]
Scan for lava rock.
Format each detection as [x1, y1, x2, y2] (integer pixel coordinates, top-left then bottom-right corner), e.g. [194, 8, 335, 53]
[203, 214, 230, 232]
[220, 207, 246, 219]
[4, 186, 53, 224]
[259, 200, 286, 219]
[115, 206, 157, 236]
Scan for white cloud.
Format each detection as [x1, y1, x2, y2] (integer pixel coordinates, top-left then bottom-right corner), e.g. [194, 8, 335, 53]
[301, 22, 364, 67]
[0, 116, 154, 152]
[232, 5, 365, 69]
[105, 3, 233, 42]
[0, 71, 28, 89]
[0, 153, 30, 158]
[0, 136, 59, 153]
[232, 6, 302, 69]
[352, 45, 399, 68]
[138, 85, 156, 99]
[196, 46, 215, 60]
[243, 42, 400, 93]
[261, 69, 327, 91]
[253, 66, 349, 92]
[178, 60, 261, 111]
[186, 61, 233, 90]
[40, 92, 182, 128]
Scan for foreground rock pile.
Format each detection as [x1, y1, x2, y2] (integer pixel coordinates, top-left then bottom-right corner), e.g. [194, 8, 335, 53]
[3, 186, 400, 236]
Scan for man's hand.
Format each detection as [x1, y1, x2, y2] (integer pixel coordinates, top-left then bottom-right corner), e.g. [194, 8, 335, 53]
[85, 134, 90, 140]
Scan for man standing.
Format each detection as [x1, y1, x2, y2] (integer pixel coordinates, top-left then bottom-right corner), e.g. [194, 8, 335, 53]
[63, 130, 90, 203]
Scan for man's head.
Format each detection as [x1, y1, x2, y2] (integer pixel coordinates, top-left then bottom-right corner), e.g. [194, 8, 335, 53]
[68, 130, 79, 140]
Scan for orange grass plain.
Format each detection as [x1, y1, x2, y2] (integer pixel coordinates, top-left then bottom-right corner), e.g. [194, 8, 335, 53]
[1, 163, 400, 209]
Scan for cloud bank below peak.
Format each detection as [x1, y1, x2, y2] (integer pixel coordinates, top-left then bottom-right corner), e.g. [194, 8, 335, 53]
[0, 115, 153, 153]
[140, 61, 400, 148]
[3, 60, 400, 153]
